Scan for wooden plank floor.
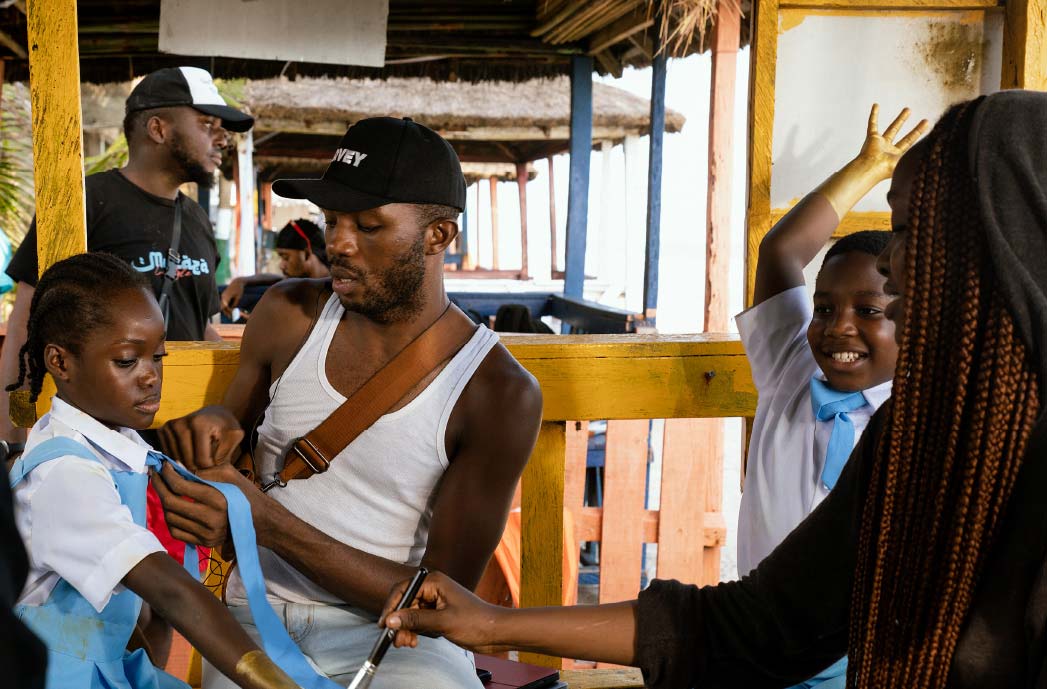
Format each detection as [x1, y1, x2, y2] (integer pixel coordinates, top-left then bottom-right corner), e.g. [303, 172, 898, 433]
[560, 668, 644, 688]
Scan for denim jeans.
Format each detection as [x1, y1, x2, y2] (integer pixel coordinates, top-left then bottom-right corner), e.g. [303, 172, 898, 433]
[202, 602, 483, 689]
[787, 657, 848, 689]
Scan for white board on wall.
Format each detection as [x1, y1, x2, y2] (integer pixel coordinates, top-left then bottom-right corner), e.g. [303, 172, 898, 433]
[159, 0, 388, 67]
[771, 8, 1004, 213]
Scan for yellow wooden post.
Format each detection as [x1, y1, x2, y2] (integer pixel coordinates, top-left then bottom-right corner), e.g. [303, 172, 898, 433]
[1002, 0, 1047, 90]
[13, 0, 88, 427]
[26, 0, 87, 271]
[519, 420, 566, 669]
[745, 0, 779, 306]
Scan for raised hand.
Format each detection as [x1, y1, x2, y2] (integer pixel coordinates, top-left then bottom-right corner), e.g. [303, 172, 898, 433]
[818, 104, 930, 220]
[852, 103, 930, 182]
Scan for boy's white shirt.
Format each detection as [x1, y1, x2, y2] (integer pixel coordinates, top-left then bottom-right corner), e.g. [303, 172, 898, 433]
[13, 396, 164, 612]
[735, 286, 892, 576]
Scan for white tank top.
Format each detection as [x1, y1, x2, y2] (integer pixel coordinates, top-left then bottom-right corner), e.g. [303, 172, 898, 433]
[226, 294, 499, 605]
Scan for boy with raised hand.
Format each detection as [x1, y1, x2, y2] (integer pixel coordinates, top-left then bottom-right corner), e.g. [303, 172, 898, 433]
[737, 105, 927, 688]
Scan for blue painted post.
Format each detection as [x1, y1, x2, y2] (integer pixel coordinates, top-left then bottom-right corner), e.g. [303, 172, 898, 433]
[644, 47, 667, 322]
[564, 55, 593, 301]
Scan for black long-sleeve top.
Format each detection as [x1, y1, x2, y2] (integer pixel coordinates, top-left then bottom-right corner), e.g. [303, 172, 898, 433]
[635, 408, 1047, 688]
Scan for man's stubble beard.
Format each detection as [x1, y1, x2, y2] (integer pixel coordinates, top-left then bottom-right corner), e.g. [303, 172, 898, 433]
[168, 129, 216, 189]
[333, 230, 428, 324]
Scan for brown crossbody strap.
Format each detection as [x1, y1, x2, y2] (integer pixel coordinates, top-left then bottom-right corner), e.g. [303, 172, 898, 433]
[262, 305, 477, 492]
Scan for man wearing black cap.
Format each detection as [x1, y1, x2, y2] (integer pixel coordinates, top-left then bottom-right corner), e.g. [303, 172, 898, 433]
[0, 66, 253, 443]
[154, 117, 542, 688]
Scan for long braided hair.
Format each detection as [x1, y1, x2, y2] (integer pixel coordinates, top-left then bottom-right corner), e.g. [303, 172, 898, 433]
[847, 99, 1042, 687]
[7, 252, 151, 403]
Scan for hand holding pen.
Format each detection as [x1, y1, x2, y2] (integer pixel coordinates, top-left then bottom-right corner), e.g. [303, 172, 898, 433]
[378, 569, 512, 655]
[346, 567, 429, 689]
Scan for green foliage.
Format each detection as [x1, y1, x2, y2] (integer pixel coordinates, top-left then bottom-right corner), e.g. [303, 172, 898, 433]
[85, 133, 128, 175]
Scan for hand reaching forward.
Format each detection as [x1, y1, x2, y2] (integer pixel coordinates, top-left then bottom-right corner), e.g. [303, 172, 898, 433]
[379, 570, 509, 654]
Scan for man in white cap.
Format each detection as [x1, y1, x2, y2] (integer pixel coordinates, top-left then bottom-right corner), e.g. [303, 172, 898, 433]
[2, 66, 253, 438]
[0, 66, 253, 661]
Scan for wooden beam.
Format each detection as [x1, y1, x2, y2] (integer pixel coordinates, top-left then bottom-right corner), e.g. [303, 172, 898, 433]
[33, 334, 757, 426]
[588, 8, 655, 55]
[643, 49, 666, 321]
[593, 49, 624, 78]
[769, 208, 892, 237]
[564, 55, 593, 300]
[547, 157, 558, 274]
[780, 0, 998, 7]
[489, 176, 500, 270]
[516, 162, 530, 280]
[27, 0, 87, 273]
[745, 0, 780, 306]
[0, 26, 27, 58]
[697, 2, 739, 587]
[705, 0, 740, 333]
[254, 119, 656, 143]
[1002, 0, 1047, 90]
[520, 421, 567, 669]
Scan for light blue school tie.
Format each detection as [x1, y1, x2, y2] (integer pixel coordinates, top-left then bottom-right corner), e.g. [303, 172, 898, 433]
[147, 451, 341, 689]
[809, 378, 867, 491]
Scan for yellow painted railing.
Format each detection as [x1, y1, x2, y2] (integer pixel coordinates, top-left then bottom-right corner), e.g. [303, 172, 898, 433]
[33, 333, 756, 671]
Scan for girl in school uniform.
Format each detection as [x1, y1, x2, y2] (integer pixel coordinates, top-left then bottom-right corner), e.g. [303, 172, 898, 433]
[8, 253, 301, 689]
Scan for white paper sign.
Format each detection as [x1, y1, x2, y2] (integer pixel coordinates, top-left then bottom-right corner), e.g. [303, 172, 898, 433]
[159, 0, 388, 68]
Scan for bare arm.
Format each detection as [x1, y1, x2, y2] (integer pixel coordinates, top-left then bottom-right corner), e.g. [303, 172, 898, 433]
[123, 552, 300, 689]
[0, 283, 33, 442]
[752, 105, 928, 306]
[221, 274, 285, 318]
[155, 345, 543, 614]
[381, 571, 638, 665]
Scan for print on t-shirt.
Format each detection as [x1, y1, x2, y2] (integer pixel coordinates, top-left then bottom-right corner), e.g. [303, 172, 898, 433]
[133, 250, 212, 278]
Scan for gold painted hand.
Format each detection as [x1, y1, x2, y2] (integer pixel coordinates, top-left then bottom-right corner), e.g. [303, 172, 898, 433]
[819, 103, 930, 220]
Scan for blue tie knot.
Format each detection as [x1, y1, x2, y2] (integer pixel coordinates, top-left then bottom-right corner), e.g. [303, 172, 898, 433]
[809, 377, 868, 490]
[810, 378, 867, 420]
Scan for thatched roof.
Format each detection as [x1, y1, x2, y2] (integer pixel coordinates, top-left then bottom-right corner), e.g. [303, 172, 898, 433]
[81, 75, 686, 172]
[244, 76, 685, 170]
[245, 75, 685, 134]
[0, 1, 750, 84]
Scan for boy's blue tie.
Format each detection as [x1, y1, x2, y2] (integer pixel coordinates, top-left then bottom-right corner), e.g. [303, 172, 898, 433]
[809, 378, 867, 490]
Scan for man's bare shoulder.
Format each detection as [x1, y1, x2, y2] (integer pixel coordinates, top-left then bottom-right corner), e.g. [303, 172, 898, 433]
[466, 340, 542, 416]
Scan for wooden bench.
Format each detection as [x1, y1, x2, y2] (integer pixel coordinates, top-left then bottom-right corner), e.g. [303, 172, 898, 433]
[28, 333, 756, 687]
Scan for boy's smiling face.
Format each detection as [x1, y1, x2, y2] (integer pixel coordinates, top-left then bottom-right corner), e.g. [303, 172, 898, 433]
[807, 251, 898, 392]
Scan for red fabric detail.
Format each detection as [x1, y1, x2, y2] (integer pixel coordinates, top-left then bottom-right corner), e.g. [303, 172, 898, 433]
[146, 483, 210, 569]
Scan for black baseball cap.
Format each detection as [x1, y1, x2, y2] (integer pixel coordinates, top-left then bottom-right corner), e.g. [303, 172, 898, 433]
[126, 66, 254, 133]
[272, 117, 466, 213]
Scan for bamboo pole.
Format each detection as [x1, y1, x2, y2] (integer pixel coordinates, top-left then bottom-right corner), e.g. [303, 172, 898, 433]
[27, 0, 87, 273]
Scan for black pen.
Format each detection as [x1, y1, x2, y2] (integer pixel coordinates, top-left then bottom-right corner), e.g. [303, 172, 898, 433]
[346, 567, 429, 689]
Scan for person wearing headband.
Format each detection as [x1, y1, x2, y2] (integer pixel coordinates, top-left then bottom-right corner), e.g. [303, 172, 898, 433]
[220, 219, 329, 320]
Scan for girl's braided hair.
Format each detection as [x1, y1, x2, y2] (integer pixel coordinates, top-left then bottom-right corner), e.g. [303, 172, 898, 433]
[848, 98, 1041, 687]
[7, 252, 152, 403]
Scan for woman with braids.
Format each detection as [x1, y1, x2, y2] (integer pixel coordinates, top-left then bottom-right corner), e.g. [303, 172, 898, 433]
[7, 253, 305, 689]
[375, 89, 1047, 688]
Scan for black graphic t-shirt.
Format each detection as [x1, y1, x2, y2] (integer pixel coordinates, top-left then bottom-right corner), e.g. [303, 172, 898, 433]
[7, 169, 221, 341]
